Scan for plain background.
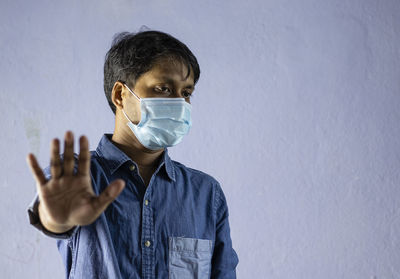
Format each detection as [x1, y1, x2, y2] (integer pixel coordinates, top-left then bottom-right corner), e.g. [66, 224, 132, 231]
[1, 0, 399, 278]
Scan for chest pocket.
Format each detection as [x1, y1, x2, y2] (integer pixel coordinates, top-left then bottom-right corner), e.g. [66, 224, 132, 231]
[169, 236, 213, 279]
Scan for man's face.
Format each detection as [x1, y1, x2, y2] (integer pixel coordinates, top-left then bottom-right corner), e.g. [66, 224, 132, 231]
[121, 57, 195, 125]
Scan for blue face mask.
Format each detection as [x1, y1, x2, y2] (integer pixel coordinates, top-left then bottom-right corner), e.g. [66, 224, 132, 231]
[121, 83, 192, 150]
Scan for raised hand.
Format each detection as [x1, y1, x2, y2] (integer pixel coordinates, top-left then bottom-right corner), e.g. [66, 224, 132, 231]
[26, 131, 125, 233]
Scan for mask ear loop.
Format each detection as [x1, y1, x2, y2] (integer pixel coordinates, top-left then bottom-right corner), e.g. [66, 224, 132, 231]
[121, 83, 141, 126]
[123, 83, 141, 101]
[121, 108, 134, 123]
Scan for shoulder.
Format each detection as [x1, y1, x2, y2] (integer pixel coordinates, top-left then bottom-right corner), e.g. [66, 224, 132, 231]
[171, 160, 220, 187]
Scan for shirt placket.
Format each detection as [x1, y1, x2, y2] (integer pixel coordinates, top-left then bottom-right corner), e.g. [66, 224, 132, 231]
[141, 180, 156, 279]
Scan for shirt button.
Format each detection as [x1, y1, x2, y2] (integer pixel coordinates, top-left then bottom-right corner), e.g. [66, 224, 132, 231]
[145, 240, 151, 247]
[129, 165, 135, 171]
[144, 199, 149, 206]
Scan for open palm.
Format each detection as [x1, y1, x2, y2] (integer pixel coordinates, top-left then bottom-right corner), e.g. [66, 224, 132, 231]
[27, 131, 125, 232]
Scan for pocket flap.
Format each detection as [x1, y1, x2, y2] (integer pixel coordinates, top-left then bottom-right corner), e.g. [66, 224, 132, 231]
[169, 237, 212, 253]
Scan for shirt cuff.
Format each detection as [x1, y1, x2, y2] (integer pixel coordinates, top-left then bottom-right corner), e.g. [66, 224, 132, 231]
[27, 194, 79, 239]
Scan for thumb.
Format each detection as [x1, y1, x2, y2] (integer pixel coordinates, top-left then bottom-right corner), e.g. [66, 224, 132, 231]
[91, 179, 126, 214]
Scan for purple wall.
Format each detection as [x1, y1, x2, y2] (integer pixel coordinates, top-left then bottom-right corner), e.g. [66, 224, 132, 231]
[1, 0, 399, 278]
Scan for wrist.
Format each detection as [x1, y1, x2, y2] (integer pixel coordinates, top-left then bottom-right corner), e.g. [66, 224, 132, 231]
[38, 202, 74, 233]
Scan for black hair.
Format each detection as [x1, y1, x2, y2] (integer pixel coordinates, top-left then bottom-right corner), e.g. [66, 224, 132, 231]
[103, 29, 200, 114]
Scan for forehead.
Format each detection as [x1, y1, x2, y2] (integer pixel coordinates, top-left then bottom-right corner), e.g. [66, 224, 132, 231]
[142, 57, 194, 84]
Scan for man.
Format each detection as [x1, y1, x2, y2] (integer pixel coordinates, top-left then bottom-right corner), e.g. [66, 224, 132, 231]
[26, 30, 239, 279]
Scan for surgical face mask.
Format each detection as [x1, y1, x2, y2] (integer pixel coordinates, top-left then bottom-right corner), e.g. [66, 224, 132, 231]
[121, 83, 192, 150]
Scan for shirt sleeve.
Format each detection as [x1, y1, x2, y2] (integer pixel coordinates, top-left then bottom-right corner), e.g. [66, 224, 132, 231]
[211, 182, 239, 278]
[26, 156, 80, 239]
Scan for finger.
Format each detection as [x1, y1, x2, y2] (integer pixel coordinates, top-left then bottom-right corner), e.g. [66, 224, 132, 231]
[63, 131, 75, 176]
[26, 153, 47, 187]
[77, 136, 90, 176]
[50, 138, 62, 179]
[90, 179, 125, 214]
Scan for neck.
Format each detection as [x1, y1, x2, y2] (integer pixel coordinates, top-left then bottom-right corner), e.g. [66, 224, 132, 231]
[111, 129, 164, 169]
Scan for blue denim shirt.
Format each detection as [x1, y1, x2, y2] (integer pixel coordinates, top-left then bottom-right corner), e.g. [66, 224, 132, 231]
[27, 134, 239, 279]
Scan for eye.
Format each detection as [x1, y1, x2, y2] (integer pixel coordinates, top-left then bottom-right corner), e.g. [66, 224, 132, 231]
[155, 86, 171, 94]
[182, 91, 193, 99]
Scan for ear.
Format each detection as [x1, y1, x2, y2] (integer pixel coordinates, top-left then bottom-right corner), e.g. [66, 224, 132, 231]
[111, 81, 126, 110]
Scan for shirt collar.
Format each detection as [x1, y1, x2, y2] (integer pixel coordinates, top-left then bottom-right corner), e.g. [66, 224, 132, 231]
[95, 134, 176, 182]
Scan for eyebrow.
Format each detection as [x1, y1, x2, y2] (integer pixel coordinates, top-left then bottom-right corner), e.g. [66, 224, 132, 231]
[154, 76, 195, 89]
